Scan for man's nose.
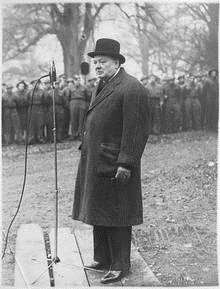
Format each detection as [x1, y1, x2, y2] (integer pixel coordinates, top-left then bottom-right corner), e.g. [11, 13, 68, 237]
[95, 62, 101, 69]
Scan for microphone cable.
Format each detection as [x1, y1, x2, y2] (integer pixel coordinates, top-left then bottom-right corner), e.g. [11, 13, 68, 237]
[2, 74, 49, 260]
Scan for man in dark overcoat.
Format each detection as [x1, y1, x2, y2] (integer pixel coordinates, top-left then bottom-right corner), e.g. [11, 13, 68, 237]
[71, 38, 150, 284]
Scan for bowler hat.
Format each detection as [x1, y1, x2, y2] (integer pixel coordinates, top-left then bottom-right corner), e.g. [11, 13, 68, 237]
[88, 38, 125, 64]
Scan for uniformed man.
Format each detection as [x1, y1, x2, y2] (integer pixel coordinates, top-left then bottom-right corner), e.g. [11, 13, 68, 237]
[2, 84, 22, 144]
[2, 83, 7, 144]
[42, 80, 53, 142]
[27, 80, 45, 144]
[58, 74, 67, 90]
[62, 78, 72, 138]
[69, 75, 88, 140]
[194, 75, 205, 129]
[14, 80, 29, 140]
[2, 83, 7, 94]
[146, 74, 163, 134]
[177, 75, 188, 131]
[203, 69, 218, 131]
[163, 77, 182, 133]
[185, 75, 202, 130]
[86, 77, 97, 109]
[46, 81, 66, 142]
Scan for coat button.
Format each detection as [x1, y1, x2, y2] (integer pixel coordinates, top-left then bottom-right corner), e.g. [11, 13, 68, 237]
[84, 131, 87, 136]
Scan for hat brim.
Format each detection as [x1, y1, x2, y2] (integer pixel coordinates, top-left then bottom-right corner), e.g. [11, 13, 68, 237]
[88, 51, 125, 64]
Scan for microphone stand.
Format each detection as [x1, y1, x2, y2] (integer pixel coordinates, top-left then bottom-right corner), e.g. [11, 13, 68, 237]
[50, 63, 60, 264]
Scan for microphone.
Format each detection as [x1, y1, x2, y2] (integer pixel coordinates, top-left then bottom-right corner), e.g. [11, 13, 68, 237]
[49, 60, 57, 84]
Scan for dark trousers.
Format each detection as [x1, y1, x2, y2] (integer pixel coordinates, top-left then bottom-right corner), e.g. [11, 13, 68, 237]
[93, 225, 132, 272]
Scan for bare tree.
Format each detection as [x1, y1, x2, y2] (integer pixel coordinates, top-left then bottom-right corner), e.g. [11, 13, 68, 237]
[116, 3, 167, 76]
[186, 3, 218, 68]
[3, 3, 107, 76]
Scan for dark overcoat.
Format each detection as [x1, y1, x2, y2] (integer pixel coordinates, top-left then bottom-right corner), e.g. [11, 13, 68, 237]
[71, 68, 150, 226]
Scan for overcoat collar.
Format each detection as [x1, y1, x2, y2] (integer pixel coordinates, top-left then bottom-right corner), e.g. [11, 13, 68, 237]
[87, 67, 125, 113]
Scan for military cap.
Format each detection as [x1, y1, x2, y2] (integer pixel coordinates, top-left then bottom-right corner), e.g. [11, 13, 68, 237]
[140, 75, 149, 81]
[88, 77, 97, 82]
[42, 79, 50, 84]
[30, 79, 41, 85]
[16, 80, 28, 88]
[177, 75, 185, 80]
[58, 74, 66, 79]
[194, 74, 202, 79]
[208, 68, 218, 76]
[148, 73, 157, 78]
[30, 80, 36, 85]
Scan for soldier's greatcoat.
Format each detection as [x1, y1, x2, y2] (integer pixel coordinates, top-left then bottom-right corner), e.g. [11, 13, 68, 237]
[72, 68, 150, 227]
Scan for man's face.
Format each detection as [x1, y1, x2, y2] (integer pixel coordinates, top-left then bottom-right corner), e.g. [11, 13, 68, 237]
[43, 82, 50, 90]
[18, 83, 25, 91]
[93, 56, 118, 79]
[74, 77, 81, 86]
[90, 79, 96, 86]
[178, 77, 185, 85]
[141, 79, 148, 87]
[2, 85, 7, 93]
[67, 81, 74, 89]
[211, 71, 217, 78]
[6, 88, 13, 94]
[189, 76, 195, 85]
[150, 76, 156, 83]
[60, 77, 66, 84]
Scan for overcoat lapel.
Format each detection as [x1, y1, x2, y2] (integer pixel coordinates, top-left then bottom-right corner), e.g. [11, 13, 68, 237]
[87, 68, 124, 113]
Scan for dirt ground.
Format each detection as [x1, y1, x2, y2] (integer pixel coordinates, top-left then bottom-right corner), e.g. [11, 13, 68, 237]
[1, 130, 218, 286]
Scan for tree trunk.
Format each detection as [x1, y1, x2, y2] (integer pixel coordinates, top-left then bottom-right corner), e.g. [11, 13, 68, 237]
[206, 4, 218, 68]
[138, 34, 149, 76]
[53, 3, 96, 77]
[60, 38, 82, 77]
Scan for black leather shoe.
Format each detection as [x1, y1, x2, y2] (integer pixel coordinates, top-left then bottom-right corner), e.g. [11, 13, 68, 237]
[84, 261, 110, 271]
[100, 269, 129, 284]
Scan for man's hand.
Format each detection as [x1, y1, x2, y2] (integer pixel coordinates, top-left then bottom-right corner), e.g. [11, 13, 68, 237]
[115, 166, 131, 183]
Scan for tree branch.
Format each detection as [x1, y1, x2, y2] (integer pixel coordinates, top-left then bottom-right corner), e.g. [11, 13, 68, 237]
[3, 28, 53, 62]
[93, 3, 108, 18]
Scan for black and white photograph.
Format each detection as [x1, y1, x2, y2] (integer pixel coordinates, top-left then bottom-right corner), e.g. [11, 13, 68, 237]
[1, 0, 219, 287]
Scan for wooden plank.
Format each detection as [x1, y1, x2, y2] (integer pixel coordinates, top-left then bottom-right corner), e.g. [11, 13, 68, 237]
[74, 226, 122, 286]
[14, 223, 50, 287]
[74, 225, 161, 287]
[50, 227, 88, 287]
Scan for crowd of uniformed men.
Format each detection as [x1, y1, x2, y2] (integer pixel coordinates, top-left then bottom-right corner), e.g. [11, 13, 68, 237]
[2, 68, 218, 145]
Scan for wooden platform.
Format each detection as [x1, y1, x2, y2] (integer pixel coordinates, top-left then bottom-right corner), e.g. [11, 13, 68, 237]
[14, 223, 161, 287]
